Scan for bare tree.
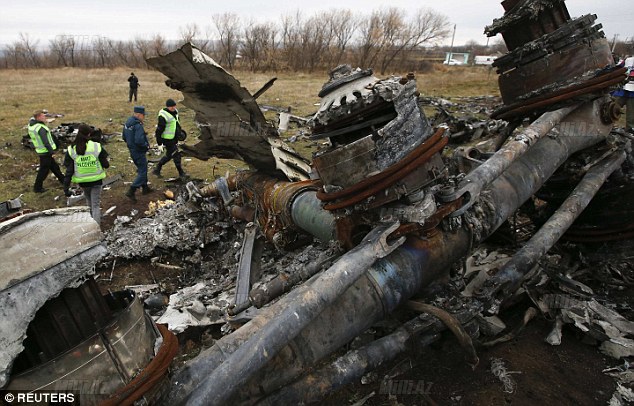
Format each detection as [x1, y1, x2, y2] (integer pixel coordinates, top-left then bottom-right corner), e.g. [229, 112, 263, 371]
[92, 36, 115, 67]
[301, 15, 329, 72]
[357, 11, 382, 69]
[134, 37, 152, 67]
[280, 11, 302, 71]
[199, 25, 216, 54]
[327, 9, 356, 67]
[180, 23, 210, 51]
[151, 34, 169, 56]
[378, 8, 451, 74]
[242, 21, 278, 72]
[213, 13, 241, 69]
[49, 35, 76, 67]
[18, 33, 41, 68]
[3, 43, 25, 68]
[112, 40, 131, 66]
[355, 8, 450, 74]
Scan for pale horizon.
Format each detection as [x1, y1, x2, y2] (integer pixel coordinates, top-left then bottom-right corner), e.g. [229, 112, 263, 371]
[1, 0, 630, 49]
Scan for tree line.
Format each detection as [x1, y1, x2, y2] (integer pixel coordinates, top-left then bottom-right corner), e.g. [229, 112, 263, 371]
[1, 8, 472, 74]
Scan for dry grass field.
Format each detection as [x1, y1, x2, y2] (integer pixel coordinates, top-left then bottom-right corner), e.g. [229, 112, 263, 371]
[0, 65, 498, 211]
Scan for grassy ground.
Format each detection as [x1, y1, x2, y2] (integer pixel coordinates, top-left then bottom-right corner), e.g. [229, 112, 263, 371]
[0, 65, 498, 211]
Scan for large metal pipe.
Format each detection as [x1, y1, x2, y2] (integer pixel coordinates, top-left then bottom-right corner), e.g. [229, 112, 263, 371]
[185, 222, 406, 405]
[441, 104, 579, 215]
[167, 228, 471, 405]
[257, 317, 445, 405]
[290, 190, 335, 242]
[170, 109, 606, 405]
[478, 150, 626, 308]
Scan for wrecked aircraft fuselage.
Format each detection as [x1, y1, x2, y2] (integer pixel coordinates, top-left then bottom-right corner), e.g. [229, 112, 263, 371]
[110, 1, 634, 404]
[0, 209, 178, 404]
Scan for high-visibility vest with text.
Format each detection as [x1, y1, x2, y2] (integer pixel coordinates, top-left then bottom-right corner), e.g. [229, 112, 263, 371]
[69, 141, 106, 183]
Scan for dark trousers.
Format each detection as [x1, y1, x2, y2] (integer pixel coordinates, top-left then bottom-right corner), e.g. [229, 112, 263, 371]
[34, 154, 63, 191]
[130, 149, 148, 189]
[129, 87, 138, 102]
[156, 142, 184, 175]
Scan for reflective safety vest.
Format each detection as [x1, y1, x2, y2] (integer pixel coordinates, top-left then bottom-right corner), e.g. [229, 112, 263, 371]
[158, 109, 179, 140]
[27, 122, 56, 154]
[69, 141, 106, 183]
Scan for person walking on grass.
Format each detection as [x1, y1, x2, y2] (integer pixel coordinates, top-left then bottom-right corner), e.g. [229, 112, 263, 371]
[128, 72, 140, 102]
[152, 98, 189, 180]
[28, 109, 64, 193]
[63, 124, 109, 225]
[123, 106, 153, 202]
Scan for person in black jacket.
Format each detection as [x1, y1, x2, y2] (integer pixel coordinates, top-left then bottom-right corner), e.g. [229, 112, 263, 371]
[152, 98, 188, 180]
[63, 124, 109, 224]
[127, 72, 140, 102]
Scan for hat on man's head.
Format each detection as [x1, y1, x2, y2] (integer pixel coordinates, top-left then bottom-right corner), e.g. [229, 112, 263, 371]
[33, 109, 46, 118]
[133, 106, 145, 115]
[166, 98, 177, 107]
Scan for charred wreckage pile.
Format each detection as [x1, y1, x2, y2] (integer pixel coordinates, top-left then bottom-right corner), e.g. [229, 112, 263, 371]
[1, 0, 634, 404]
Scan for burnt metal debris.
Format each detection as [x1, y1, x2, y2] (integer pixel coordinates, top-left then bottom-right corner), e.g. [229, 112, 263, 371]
[0, 209, 178, 404]
[146, 44, 311, 181]
[114, 1, 632, 403]
[3, 0, 634, 404]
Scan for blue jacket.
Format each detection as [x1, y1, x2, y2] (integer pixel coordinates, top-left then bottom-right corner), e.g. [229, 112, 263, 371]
[123, 116, 149, 153]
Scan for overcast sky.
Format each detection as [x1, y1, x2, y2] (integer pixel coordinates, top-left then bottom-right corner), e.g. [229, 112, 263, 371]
[1, 0, 630, 48]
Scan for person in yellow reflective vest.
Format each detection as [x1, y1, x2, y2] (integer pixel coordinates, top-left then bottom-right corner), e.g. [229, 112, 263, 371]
[63, 124, 110, 225]
[152, 98, 189, 180]
[28, 110, 64, 193]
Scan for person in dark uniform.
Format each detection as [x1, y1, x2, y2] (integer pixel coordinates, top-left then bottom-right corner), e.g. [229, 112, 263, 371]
[28, 110, 64, 193]
[127, 72, 140, 102]
[122, 106, 153, 202]
[152, 98, 189, 180]
[63, 124, 109, 224]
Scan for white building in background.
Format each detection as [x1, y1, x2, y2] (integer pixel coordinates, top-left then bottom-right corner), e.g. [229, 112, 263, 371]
[474, 55, 498, 65]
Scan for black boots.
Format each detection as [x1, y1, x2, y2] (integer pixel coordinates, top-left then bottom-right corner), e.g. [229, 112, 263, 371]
[178, 171, 190, 181]
[125, 186, 137, 202]
[126, 185, 153, 202]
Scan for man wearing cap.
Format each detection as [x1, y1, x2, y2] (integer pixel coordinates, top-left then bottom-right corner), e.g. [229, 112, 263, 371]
[28, 110, 64, 193]
[152, 98, 188, 180]
[122, 106, 152, 202]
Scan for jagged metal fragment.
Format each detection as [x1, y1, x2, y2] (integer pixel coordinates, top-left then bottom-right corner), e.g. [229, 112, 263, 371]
[147, 43, 309, 180]
[0, 208, 106, 388]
